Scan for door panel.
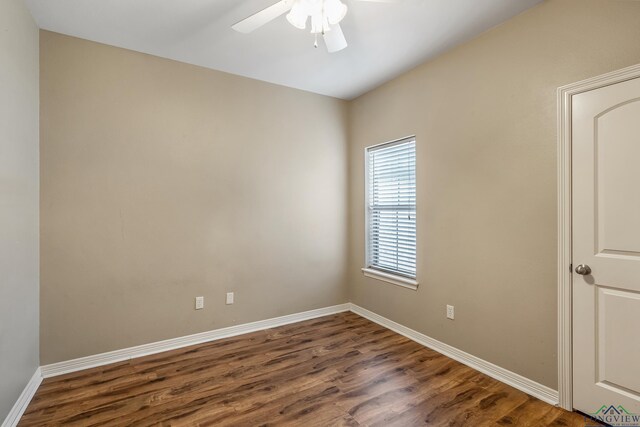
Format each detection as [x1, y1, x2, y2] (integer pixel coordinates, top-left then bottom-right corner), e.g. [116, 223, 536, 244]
[572, 76, 640, 416]
[596, 99, 640, 257]
[597, 287, 640, 395]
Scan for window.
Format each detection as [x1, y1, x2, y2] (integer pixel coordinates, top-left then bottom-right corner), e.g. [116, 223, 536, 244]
[363, 136, 417, 290]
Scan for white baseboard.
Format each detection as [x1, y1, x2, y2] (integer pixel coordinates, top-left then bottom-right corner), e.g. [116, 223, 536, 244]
[40, 303, 351, 378]
[1, 368, 42, 427]
[350, 304, 559, 405]
[20, 301, 557, 427]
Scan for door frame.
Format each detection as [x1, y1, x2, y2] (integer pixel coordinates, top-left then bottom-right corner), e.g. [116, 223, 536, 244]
[557, 63, 640, 411]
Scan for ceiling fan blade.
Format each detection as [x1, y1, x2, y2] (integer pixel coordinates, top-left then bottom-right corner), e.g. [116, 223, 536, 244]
[232, 0, 293, 34]
[323, 24, 348, 53]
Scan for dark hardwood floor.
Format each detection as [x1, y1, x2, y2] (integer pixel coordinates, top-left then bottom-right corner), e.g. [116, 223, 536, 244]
[21, 312, 594, 426]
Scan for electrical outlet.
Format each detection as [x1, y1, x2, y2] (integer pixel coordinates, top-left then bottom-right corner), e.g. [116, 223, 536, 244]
[195, 296, 204, 310]
[446, 305, 454, 320]
[226, 292, 234, 305]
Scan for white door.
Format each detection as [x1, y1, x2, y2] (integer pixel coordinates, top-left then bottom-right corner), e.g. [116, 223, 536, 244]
[572, 76, 640, 418]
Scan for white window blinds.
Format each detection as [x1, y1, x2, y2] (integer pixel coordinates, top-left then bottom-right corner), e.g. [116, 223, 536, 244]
[366, 137, 416, 278]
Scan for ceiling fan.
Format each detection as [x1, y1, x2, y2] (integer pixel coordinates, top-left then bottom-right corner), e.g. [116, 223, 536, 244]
[232, 0, 398, 53]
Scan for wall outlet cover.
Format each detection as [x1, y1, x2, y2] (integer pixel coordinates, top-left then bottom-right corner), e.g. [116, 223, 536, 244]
[446, 304, 454, 320]
[226, 292, 234, 305]
[195, 296, 204, 310]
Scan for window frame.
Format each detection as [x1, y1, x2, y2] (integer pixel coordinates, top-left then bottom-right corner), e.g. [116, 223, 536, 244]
[362, 136, 418, 291]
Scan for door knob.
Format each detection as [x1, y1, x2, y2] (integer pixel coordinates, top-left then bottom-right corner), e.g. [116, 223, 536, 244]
[575, 264, 591, 275]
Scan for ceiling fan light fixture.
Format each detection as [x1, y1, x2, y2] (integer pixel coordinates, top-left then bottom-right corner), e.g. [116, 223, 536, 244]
[324, 0, 348, 25]
[234, 0, 355, 52]
[286, 2, 308, 30]
[287, 0, 346, 33]
[310, 13, 331, 34]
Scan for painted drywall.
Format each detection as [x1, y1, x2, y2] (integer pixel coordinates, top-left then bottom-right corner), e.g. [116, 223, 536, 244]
[347, 0, 640, 389]
[0, 0, 40, 420]
[39, 31, 349, 364]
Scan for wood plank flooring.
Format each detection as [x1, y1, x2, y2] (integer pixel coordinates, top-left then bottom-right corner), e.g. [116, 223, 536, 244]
[20, 312, 596, 426]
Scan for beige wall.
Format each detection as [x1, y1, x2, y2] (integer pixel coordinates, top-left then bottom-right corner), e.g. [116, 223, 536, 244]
[348, 0, 640, 389]
[40, 31, 349, 364]
[0, 0, 40, 420]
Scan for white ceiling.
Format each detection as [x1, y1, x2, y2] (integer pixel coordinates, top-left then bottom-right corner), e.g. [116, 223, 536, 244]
[25, 0, 543, 99]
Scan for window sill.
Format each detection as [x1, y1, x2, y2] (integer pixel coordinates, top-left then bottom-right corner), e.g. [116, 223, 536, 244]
[361, 268, 419, 291]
